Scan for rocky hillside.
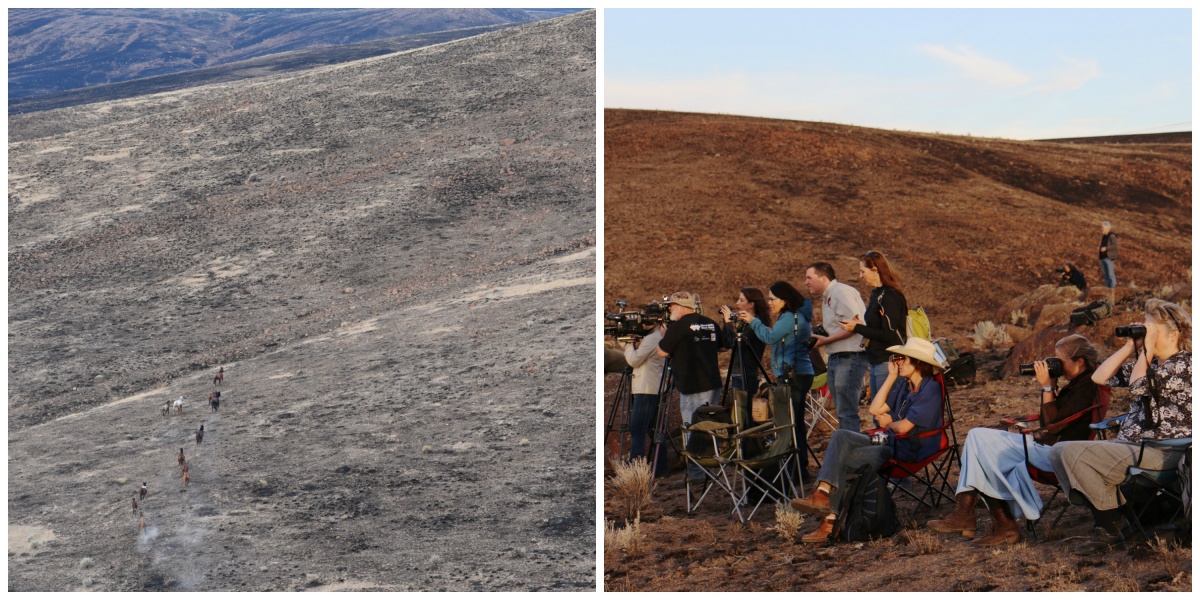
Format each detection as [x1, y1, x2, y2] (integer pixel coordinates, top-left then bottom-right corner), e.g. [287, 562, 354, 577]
[604, 109, 1190, 337]
[9, 8, 545, 100]
[8, 11, 594, 591]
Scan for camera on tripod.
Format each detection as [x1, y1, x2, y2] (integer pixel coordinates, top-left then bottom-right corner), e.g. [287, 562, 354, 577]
[800, 324, 829, 349]
[604, 298, 671, 341]
[1018, 357, 1063, 378]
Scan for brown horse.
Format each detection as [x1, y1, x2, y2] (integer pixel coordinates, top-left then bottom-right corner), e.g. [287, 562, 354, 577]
[213, 367, 224, 385]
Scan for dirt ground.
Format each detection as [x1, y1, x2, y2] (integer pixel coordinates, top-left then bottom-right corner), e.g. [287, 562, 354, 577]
[8, 12, 596, 591]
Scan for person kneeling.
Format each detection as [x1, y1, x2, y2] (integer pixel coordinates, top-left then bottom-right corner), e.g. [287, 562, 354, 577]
[791, 338, 945, 544]
[927, 334, 1101, 545]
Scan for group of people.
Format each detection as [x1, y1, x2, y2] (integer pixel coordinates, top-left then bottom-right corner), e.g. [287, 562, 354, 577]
[613, 244, 1191, 553]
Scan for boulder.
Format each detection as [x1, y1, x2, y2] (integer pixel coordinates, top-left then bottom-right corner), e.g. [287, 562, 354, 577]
[1001, 324, 1033, 344]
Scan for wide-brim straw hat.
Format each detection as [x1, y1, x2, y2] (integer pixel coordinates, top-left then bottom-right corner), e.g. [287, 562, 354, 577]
[886, 337, 945, 372]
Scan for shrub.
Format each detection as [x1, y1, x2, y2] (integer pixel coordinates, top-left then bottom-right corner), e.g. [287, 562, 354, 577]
[608, 457, 655, 521]
[971, 321, 1012, 349]
[604, 516, 644, 560]
[771, 503, 804, 541]
[1009, 309, 1028, 327]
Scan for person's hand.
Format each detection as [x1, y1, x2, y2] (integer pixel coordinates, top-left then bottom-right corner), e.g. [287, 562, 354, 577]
[876, 413, 894, 428]
[718, 305, 733, 322]
[1033, 360, 1053, 388]
[811, 334, 830, 349]
[658, 323, 668, 336]
[737, 310, 753, 324]
[1143, 320, 1160, 361]
[839, 315, 864, 332]
[887, 357, 900, 378]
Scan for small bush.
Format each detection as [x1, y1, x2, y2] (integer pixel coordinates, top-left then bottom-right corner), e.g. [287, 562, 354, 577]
[1009, 309, 1028, 326]
[604, 515, 644, 560]
[899, 529, 942, 555]
[1149, 536, 1190, 580]
[608, 457, 656, 521]
[79, 557, 94, 569]
[971, 321, 1012, 349]
[771, 503, 804, 541]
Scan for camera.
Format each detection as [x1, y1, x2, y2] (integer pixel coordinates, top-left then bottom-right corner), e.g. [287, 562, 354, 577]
[801, 324, 829, 349]
[870, 430, 890, 445]
[1018, 357, 1063, 378]
[604, 298, 671, 341]
[1114, 325, 1147, 338]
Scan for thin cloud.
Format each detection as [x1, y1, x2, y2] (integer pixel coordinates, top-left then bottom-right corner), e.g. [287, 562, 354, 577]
[918, 44, 1030, 87]
[1028, 55, 1100, 93]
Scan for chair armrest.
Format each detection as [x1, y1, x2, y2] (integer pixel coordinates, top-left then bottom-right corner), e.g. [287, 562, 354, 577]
[1142, 437, 1192, 451]
[1090, 412, 1129, 431]
[1001, 414, 1040, 428]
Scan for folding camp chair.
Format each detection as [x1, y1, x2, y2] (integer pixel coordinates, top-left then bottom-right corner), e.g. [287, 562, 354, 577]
[805, 373, 837, 439]
[871, 372, 959, 514]
[1090, 412, 1129, 440]
[682, 395, 747, 519]
[1120, 437, 1192, 542]
[730, 384, 801, 522]
[1004, 386, 1111, 540]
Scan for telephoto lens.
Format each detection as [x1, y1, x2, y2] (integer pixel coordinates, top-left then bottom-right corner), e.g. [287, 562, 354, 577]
[1017, 357, 1063, 378]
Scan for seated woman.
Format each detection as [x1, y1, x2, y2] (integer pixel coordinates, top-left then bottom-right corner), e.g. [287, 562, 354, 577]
[790, 337, 944, 544]
[1050, 299, 1192, 555]
[927, 334, 1101, 545]
[717, 287, 770, 395]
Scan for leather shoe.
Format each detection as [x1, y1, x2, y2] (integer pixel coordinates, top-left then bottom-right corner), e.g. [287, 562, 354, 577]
[790, 488, 831, 516]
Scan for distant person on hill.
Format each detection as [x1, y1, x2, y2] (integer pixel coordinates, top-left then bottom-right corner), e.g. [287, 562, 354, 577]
[717, 287, 770, 395]
[656, 291, 723, 483]
[839, 251, 908, 403]
[1060, 262, 1087, 291]
[1098, 221, 1118, 290]
[805, 262, 868, 432]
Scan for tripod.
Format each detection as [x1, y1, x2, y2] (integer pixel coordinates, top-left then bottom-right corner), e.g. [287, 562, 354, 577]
[602, 363, 634, 461]
[720, 321, 774, 406]
[647, 358, 678, 477]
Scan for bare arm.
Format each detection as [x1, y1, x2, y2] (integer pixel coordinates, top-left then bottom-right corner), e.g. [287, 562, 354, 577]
[813, 327, 855, 349]
[1092, 339, 1135, 384]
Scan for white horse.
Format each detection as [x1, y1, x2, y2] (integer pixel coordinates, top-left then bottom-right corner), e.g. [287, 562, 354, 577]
[173, 396, 184, 415]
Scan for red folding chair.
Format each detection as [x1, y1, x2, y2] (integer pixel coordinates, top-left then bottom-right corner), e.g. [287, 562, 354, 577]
[867, 373, 958, 514]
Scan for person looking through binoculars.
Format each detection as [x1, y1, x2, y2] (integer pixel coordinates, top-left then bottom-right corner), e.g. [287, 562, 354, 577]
[927, 334, 1101, 546]
[656, 291, 723, 483]
[735, 280, 816, 482]
[717, 288, 770, 394]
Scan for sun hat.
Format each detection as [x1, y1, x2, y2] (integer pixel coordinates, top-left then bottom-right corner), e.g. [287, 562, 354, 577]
[886, 337, 945, 372]
[667, 291, 699, 310]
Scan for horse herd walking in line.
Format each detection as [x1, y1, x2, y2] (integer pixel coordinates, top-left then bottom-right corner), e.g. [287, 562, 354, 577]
[134, 367, 225, 537]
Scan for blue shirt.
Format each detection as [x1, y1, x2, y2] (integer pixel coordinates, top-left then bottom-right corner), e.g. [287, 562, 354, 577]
[885, 376, 944, 462]
[749, 306, 814, 378]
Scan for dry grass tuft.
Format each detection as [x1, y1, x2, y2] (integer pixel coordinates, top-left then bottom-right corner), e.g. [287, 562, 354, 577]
[971, 321, 1012, 349]
[608, 457, 656, 521]
[1148, 536, 1190, 580]
[604, 515, 644, 561]
[899, 529, 942, 555]
[771, 503, 805, 541]
[1040, 564, 1084, 592]
[1009, 308, 1028, 326]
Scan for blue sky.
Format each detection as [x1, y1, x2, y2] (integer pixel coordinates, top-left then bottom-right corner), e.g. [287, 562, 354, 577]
[605, 8, 1191, 140]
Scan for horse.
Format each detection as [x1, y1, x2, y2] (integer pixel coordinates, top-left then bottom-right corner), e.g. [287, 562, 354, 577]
[213, 367, 224, 385]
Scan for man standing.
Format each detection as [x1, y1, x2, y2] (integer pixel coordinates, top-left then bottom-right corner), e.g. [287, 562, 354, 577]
[1098, 221, 1118, 291]
[657, 291, 722, 482]
[805, 263, 869, 432]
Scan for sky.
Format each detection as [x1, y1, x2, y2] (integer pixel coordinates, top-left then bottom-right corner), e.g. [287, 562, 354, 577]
[604, 8, 1192, 140]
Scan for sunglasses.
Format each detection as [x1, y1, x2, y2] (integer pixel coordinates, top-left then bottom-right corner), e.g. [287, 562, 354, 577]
[889, 355, 906, 364]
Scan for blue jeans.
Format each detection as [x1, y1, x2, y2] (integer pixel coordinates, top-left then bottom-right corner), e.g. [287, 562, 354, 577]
[629, 394, 668, 476]
[816, 429, 893, 513]
[1100, 258, 1116, 288]
[868, 361, 890, 406]
[680, 388, 721, 478]
[826, 352, 869, 432]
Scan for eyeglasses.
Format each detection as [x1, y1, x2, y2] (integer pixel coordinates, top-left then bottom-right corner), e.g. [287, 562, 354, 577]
[766, 296, 779, 302]
[889, 355, 905, 364]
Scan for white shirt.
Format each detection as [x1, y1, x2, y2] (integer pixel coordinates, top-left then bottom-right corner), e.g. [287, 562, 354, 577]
[622, 329, 666, 395]
[821, 279, 866, 354]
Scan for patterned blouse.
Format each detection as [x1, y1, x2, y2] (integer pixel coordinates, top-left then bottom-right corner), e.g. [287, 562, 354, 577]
[1109, 351, 1192, 443]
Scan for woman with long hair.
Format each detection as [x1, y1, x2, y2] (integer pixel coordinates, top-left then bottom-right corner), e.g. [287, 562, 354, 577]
[840, 250, 908, 401]
[717, 287, 771, 395]
[738, 280, 815, 481]
[1049, 299, 1191, 555]
[928, 334, 1102, 546]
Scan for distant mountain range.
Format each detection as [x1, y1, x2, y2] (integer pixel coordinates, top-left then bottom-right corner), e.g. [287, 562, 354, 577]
[8, 8, 583, 104]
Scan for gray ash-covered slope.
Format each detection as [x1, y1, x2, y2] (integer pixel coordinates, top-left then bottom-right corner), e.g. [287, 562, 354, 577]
[9, 11, 595, 592]
[8, 8, 542, 100]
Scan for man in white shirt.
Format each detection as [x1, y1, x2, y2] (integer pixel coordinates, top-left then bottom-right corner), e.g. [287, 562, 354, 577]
[806, 262, 869, 432]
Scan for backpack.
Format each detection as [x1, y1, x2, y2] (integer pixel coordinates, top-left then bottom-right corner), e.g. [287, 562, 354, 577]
[831, 464, 898, 542]
[907, 306, 931, 341]
[1069, 300, 1112, 327]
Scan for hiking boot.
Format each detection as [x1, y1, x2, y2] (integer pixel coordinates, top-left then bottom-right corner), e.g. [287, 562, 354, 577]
[927, 491, 978, 537]
[973, 502, 1020, 546]
[801, 515, 837, 545]
[1072, 527, 1125, 556]
[791, 487, 831, 516]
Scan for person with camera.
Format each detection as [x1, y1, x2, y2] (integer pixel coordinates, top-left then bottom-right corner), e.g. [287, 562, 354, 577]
[927, 334, 1101, 545]
[1049, 299, 1191, 555]
[1060, 262, 1087, 291]
[839, 251, 908, 402]
[791, 337, 945, 544]
[805, 262, 869, 432]
[717, 288, 770, 395]
[736, 281, 816, 481]
[656, 291, 723, 483]
[615, 323, 668, 476]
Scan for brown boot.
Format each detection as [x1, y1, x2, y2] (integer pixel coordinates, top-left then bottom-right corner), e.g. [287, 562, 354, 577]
[801, 515, 837, 545]
[791, 487, 831, 516]
[973, 498, 1021, 546]
[927, 491, 978, 537]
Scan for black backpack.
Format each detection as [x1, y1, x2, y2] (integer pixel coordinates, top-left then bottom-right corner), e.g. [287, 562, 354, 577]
[831, 465, 898, 542]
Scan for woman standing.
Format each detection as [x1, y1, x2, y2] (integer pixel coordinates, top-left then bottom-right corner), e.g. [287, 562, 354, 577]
[717, 288, 771, 395]
[616, 326, 667, 476]
[739, 281, 815, 481]
[840, 250, 908, 402]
